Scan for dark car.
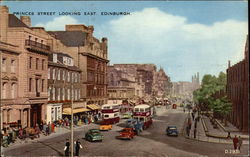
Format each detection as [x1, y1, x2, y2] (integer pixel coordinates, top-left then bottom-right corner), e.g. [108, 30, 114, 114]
[85, 129, 103, 142]
[166, 126, 178, 136]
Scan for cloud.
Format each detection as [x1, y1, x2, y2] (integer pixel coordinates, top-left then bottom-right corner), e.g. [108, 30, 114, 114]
[100, 8, 248, 82]
[35, 16, 79, 31]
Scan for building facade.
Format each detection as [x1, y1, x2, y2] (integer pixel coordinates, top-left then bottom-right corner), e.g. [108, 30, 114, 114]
[1, 6, 50, 128]
[47, 52, 81, 123]
[107, 64, 171, 103]
[48, 25, 109, 106]
[227, 35, 249, 132]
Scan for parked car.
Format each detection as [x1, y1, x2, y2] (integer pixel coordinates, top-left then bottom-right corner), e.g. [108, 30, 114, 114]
[116, 128, 135, 140]
[99, 124, 112, 131]
[166, 126, 178, 136]
[85, 129, 103, 142]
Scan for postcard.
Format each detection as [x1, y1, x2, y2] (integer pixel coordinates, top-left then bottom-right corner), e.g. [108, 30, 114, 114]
[0, 1, 249, 157]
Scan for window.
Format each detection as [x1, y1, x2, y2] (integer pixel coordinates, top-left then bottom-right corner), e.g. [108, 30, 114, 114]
[11, 59, 16, 73]
[78, 89, 80, 99]
[29, 78, 32, 92]
[42, 59, 45, 70]
[67, 88, 70, 100]
[53, 69, 55, 80]
[2, 58, 6, 72]
[62, 70, 65, 80]
[29, 57, 32, 69]
[42, 79, 45, 92]
[11, 83, 16, 98]
[62, 88, 65, 100]
[57, 88, 61, 100]
[48, 86, 51, 101]
[52, 87, 55, 100]
[36, 58, 39, 69]
[58, 69, 61, 80]
[48, 68, 51, 79]
[2, 83, 7, 99]
[68, 72, 70, 82]
[75, 89, 77, 100]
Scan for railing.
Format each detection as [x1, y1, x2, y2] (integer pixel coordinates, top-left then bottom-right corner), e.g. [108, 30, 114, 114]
[25, 40, 50, 51]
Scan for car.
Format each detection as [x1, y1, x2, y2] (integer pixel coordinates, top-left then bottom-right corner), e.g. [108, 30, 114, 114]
[85, 129, 104, 142]
[166, 126, 178, 136]
[116, 128, 135, 140]
[99, 124, 112, 131]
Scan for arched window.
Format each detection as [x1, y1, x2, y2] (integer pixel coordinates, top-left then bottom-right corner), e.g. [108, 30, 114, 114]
[2, 82, 7, 99]
[11, 83, 17, 98]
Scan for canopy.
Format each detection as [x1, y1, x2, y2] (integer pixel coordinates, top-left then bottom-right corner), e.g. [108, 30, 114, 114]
[87, 104, 101, 110]
[63, 107, 90, 115]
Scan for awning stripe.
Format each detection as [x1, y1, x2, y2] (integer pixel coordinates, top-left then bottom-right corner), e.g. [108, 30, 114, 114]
[62, 107, 90, 115]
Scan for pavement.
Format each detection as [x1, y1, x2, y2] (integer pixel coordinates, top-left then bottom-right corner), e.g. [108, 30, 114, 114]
[183, 108, 249, 145]
[1, 123, 94, 151]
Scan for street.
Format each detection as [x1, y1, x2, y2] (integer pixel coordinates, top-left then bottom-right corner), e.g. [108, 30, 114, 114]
[3, 106, 249, 157]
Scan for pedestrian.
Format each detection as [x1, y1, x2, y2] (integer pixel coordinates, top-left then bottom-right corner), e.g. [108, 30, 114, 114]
[233, 135, 239, 150]
[74, 139, 83, 156]
[35, 124, 40, 138]
[45, 124, 49, 136]
[238, 136, 243, 151]
[48, 122, 51, 135]
[194, 121, 197, 129]
[186, 126, 190, 137]
[227, 132, 231, 139]
[191, 112, 194, 120]
[64, 139, 70, 157]
[194, 128, 197, 138]
[183, 108, 185, 113]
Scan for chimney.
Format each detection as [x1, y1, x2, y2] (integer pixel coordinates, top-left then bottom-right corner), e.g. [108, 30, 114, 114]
[0, 5, 9, 42]
[228, 60, 231, 68]
[20, 16, 31, 27]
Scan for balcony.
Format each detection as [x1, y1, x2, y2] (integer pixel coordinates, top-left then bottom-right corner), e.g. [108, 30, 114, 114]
[25, 40, 50, 54]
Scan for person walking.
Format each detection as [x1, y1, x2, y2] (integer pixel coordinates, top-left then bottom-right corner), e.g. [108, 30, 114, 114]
[64, 139, 70, 157]
[238, 136, 243, 151]
[194, 128, 197, 138]
[74, 139, 83, 156]
[233, 135, 239, 150]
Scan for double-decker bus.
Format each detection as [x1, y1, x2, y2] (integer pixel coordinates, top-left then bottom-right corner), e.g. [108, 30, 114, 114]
[101, 104, 120, 124]
[133, 104, 153, 129]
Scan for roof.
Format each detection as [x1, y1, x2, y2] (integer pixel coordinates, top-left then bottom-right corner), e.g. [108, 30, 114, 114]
[134, 104, 150, 109]
[8, 14, 29, 28]
[48, 31, 87, 47]
[102, 104, 120, 107]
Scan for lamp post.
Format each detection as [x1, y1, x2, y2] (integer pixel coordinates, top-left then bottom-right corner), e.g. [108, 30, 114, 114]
[71, 83, 74, 157]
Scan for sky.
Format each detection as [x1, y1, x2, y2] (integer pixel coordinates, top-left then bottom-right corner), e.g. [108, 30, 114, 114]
[2, 1, 248, 82]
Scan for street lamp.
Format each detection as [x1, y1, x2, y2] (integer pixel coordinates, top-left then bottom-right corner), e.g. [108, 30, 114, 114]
[71, 80, 74, 157]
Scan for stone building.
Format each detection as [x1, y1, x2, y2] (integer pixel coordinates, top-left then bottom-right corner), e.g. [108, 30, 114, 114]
[227, 35, 248, 132]
[48, 25, 108, 106]
[0, 41, 20, 129]
[107, 65, 135, 104]
[171, 73, 200, 101]
[47, 52, 82, 123]
[0, 6, 50, 127]
[107, 64, 171, 103]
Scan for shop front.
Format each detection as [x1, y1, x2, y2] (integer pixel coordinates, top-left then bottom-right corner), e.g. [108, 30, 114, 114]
[47, 103, 62, 124]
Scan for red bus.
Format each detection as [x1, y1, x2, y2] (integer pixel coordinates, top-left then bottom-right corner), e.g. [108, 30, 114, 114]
[133, 104, 153, 129]
[101, 104, 120, 124]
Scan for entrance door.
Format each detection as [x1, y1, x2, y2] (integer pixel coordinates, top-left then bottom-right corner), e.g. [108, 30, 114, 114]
[31, 104, 42, 127]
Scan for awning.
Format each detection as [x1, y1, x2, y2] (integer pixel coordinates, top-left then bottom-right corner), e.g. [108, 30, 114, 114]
[63, 107, 90, 115]
[87, 104, 101, 110]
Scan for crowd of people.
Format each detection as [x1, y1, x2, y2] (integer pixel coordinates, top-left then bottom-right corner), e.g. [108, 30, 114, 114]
[1, 113, 100, 148]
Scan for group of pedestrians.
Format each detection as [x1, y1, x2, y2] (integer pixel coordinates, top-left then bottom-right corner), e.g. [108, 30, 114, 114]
[233, 135, 243, 151]
[185, 108, 200, 139]
[64, 139, 83, 157]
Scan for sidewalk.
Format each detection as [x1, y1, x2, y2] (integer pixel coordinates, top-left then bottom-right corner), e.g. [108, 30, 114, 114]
[183, 112, 249, 145]
[1, 123, 96, 152]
